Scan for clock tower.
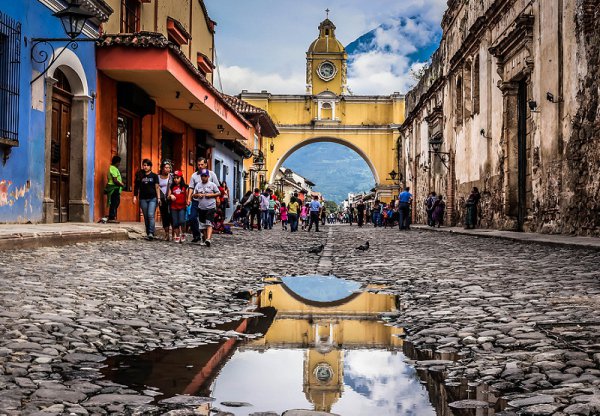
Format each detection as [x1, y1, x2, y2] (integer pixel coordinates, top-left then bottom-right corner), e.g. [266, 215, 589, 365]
[306, 16, 347, 96]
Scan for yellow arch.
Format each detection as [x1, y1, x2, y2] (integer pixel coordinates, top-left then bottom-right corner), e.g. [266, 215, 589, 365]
[268, 136, 380, 185]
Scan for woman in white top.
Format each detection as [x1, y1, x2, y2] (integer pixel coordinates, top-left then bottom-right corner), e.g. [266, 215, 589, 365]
[158, 161, 173, 240]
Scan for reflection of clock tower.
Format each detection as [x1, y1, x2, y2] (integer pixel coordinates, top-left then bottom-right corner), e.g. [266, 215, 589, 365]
[306, 16, 347, 96]
[302, 320, 343, 412]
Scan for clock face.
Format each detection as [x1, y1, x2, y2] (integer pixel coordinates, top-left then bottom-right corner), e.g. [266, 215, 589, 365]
[317, 61, 336, 81]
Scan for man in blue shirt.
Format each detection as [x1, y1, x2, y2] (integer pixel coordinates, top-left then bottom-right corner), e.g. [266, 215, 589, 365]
[398, 187, 413, 230]
[307, 194, 322, 232]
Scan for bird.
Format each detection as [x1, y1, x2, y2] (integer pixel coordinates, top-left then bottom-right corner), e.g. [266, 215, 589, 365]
[356, 241, 369, 251]
[308, 244, 324, 254]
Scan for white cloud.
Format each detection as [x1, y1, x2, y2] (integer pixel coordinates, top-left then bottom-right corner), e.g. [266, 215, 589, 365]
[219, 66, 305, 95]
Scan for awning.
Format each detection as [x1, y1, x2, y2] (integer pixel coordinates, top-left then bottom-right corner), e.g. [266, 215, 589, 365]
[97, 33, 252, 141]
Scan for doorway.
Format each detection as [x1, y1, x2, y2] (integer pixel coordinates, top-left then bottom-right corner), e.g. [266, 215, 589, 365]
[161, 129, 182, 168]
[50, 69, 72, 223]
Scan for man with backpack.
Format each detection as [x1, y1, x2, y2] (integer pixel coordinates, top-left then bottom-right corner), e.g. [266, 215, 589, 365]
[244, 188, 262, 230]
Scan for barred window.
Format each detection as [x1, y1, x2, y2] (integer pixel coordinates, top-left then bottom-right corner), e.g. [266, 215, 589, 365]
[0, 12, 21, 145]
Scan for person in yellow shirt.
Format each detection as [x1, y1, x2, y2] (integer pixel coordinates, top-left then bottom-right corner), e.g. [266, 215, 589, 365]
[287, 196, 300, 232]
[105, 156, 125, 223]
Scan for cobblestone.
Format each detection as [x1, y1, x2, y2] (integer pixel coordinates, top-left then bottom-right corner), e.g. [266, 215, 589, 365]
[0, 225, 598, 414]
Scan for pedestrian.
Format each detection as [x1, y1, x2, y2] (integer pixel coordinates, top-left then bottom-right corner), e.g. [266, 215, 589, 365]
[288, 196, 300, 232]
[158, 160, 173, 240]
[239, 190, 252, 229]
[300, 203, 309, 231]
[221, 181, 230, 216]
[133, 159, 161, 240]
[189, 169, 221, 246]
[244, 188, 262, 231]
[348, 205, 354, 225]
[464, 187, 481, 229]
[356, 199, 366, 227]
[268, 190, 277, 229]
[425, 191, 437, 227]
[260, 189, 270, 229]
[307, 194, 322, 232]
[280, 202, 288, 230]
[167, 170, 187, 243]
[372, 199, 381, 227]
[188, 157, 219, 242]
[105, 155, 124, 223]
[432, 194, 446, 228]
[398, 187, 413, 230]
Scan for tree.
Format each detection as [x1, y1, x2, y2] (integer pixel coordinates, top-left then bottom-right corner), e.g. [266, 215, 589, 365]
[323, 200, 338, 213]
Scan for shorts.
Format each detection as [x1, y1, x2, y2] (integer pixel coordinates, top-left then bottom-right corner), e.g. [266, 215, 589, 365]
[198, 208, 215, 229]
[171, 208, 186, 228]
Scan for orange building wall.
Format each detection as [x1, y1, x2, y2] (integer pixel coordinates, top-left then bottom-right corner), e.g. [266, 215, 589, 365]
[94, 73, 205, 223]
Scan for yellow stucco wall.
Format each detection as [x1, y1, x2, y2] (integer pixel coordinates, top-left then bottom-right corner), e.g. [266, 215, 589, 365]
[102, 0, 215, 84]
[242, 94, 405, 199]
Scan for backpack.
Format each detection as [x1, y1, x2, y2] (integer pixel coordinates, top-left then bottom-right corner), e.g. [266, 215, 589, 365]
[250, 194, 261, 210]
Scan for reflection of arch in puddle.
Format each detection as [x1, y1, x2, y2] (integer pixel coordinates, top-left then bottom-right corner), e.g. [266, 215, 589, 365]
[280, 282, 362, 308]
[261, 275, 397, 317]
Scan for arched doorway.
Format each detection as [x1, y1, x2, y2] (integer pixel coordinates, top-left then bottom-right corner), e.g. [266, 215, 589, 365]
[42, 48, 91, 223]
[50, 69, 72, 222]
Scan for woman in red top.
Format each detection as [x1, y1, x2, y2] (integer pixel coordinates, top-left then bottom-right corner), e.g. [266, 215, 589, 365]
[167, 171, 188, 243]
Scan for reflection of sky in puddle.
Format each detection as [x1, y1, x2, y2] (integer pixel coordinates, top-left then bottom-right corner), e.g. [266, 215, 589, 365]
[211, 349, 435, 416]
[281, 275, 362, 303]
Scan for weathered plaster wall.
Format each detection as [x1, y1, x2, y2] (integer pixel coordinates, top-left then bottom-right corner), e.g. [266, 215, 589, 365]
[0, 1, 97, 223]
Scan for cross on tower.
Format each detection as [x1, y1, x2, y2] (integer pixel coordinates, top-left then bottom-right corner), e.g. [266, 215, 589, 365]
[325, 8, 330, 19]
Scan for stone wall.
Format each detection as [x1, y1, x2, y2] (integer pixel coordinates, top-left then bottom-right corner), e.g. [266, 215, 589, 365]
[400, 0, 599, 235]
[560, 0, 600, 236]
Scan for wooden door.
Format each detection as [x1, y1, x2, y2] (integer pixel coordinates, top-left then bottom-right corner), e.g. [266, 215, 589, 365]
[50, 85, 72, 223]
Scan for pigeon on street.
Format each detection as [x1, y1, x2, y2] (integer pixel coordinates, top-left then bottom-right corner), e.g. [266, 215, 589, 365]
[308, 244, 324, 254]
[356, 241, 369, 251]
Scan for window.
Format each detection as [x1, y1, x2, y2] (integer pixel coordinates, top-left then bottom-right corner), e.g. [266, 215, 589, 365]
[214, 159, 222, 181]
[463, 61, 472, 119]
[121, 0, 140, 33]
[0, 12, 21, 145]
[117, 114, 133, 190]
[473, 55, 480, 114]
[455, 76, 463, 124]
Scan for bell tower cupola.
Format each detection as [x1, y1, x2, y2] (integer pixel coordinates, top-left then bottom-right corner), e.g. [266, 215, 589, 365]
[306, 11, 348, 96]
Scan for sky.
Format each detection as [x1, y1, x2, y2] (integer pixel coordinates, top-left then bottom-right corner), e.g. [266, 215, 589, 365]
[204, 0, 446, 95]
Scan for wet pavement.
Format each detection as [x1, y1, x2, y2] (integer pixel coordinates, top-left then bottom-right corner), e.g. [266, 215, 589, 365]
[0, 224, 599, 415]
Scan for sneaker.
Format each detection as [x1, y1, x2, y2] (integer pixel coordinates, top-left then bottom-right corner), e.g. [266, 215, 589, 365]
[147, 234, 154, 241]
[174, 236, 181, 243]
[191, 237, 200, 243]
[204, 239, 211, 247]
[180, 234, 186, 242]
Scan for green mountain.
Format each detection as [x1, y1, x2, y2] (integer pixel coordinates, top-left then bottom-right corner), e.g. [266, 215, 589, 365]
[283, 143, 375, 203]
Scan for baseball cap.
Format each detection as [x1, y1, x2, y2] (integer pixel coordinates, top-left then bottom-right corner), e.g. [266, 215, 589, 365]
[199, 169, 210, 176]
[174, 170, 183, 177]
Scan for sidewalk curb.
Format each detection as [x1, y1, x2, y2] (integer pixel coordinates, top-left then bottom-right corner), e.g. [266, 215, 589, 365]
[413, 225, 600, 251]
[0, 229, 132, 251]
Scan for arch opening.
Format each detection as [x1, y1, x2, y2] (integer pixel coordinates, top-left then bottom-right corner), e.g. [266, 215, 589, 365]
[269, 137, 380, 202]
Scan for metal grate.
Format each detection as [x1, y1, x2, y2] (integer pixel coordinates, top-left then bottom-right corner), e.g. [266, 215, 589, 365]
[0, 11, 21, 145]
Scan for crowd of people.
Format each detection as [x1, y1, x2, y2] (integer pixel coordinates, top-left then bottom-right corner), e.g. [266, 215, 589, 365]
[106, 156, 232, 246]
[105, 157, 482, 243]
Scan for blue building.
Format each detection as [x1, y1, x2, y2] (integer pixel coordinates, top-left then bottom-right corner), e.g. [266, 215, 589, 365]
[0, 0, 111, 223]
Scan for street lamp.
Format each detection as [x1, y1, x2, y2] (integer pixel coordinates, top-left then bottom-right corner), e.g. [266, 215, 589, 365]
[55, 1, 95, 39]
[428, 134, 450, 169]
[388, 169, 397, 181]
[31, 0, 97, 84]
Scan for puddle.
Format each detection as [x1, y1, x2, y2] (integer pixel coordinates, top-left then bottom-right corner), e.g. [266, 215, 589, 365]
[102, 275, 436, 415]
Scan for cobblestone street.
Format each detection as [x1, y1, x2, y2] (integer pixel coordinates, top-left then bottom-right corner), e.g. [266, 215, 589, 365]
[1, 225, 599, 415]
